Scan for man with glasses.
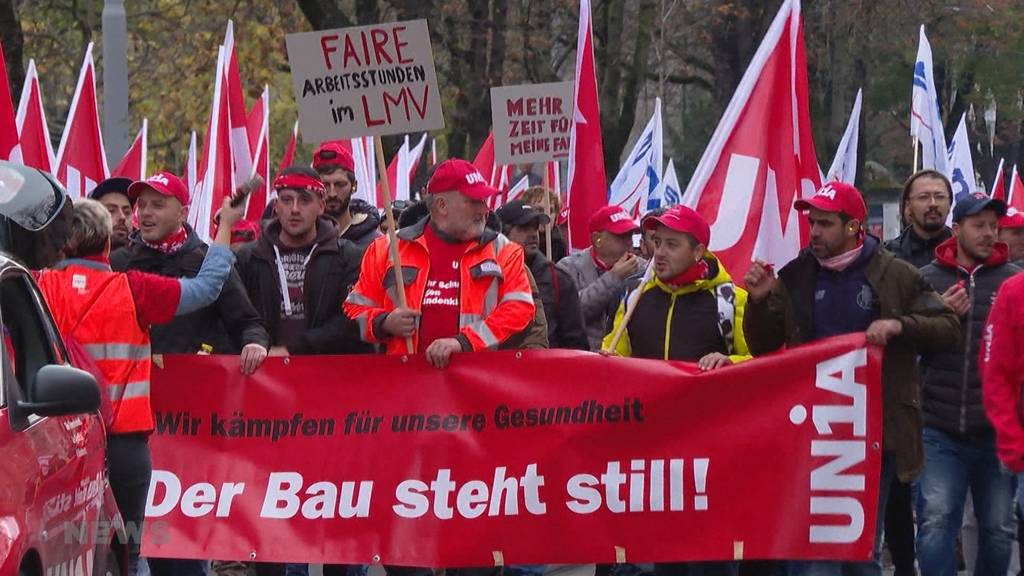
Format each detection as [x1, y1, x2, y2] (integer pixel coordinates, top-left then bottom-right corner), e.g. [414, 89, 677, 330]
[312, 141, 382, 249]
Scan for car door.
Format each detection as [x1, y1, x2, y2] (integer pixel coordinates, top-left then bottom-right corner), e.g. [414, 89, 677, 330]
[0, 268, 108, 576]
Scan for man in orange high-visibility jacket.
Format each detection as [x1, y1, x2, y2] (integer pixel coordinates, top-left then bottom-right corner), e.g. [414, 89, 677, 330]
[345, 158, 534, 368]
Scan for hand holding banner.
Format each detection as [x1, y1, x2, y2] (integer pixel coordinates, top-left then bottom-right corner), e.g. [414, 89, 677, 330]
[144, 336, 882, 566]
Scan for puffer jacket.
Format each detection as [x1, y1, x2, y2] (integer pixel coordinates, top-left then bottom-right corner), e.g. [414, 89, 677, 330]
[920, 237, 1020, 437]
[603, 253, 750, 363]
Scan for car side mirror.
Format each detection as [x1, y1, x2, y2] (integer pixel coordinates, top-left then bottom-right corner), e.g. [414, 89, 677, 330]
[18, 364, 99, 417]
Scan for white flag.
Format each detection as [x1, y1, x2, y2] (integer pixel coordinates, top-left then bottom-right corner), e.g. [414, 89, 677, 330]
[650, 158, 682, 208]
[946, 112, 978, 204]
[608, 98, 663, 216]
[826, 89, 861, 184]
[910, 25, 948, 175]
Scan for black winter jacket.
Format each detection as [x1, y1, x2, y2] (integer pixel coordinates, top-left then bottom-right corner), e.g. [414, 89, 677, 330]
[110, 225, 270, 354]
[919, 238, 1021, 437]
[341, 199, 382, 250]
[234, 217, 372, 355]
[884, 227, 952, 270]
[526, 251, 589, 350]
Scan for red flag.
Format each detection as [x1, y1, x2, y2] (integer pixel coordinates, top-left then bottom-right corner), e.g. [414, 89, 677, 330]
[683, 0, 821, 280]
[1008, 165, 1024, 214]
[55, 43, 110, 198]
[374, 134, 426, 204]
[565, 0, 608, 251]
[278, 121, 298, 174]
[991, 158, 1006, 201]
[111, 119, 147, 181]
[183, 131, 197, 194]
[471, 133, 511, 209]
[191, 46, 235, 241]
[224, 21, 252, 185]
[0, 40, 19, 160]
[244, 86, 270, 222]
[14, 59, 55, 173]
[546, 160, 561, 197]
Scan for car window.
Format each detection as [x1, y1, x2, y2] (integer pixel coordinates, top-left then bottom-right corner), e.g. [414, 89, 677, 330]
[1, 272, 58, 398]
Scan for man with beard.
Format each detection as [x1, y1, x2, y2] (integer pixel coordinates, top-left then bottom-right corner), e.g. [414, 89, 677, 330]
[916, 193, 1019, 575]
[345, 158, 534, 367]
[880, 169, 954, 576]
[90, 177, 135, 251]
[743, 181, 959, 575]
[886, 170, 953, 268]
[497, 200, 588, 350]
[312, 141, 381, 249]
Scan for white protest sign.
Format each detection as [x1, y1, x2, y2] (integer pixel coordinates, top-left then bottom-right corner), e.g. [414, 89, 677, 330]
[285, 19, 445, 142]
[490, 82, 573, 165]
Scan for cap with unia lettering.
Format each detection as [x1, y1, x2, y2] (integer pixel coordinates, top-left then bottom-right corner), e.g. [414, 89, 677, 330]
[794, 181, 866, 222]
[426, 159, 497, 200]
[127, 171, 190, 206]
[588, 205, 640, 235]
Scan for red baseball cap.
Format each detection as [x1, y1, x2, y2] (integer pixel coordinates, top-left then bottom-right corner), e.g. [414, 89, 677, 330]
[312, 141, 355, 173]
[589, 205, 640, 235]
[794, 181, 866, 222]
[426, 159, 497, 200]
[1000, 207, 1024, 229]
[127, 171, 190, 206]
[643, 205, 711, 246]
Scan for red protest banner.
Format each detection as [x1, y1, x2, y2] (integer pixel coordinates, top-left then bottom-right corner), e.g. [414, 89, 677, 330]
[143, 334, 881, 566]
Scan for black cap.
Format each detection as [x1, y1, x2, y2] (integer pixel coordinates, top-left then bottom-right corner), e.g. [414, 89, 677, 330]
[496, 200, 551, 228]
[89, 177, 135, 204]
[952, 192, 1006, 222]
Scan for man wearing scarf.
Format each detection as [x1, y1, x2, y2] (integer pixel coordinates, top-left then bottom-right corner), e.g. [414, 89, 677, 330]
[603, 205, 750, 373]
[742, 181, 960, 576]
[110, 171, 269, 366]
[916, 193, 1020, 576]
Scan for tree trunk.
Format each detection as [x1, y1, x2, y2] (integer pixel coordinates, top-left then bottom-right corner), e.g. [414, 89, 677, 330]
[0, 0, 24, 103]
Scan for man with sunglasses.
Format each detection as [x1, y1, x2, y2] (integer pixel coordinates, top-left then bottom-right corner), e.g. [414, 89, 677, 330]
[312, 141, 382, 249]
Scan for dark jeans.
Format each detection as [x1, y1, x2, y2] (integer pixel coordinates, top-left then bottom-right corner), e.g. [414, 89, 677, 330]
[914, 427, 1015, 576]
[108, 433, 153, 576]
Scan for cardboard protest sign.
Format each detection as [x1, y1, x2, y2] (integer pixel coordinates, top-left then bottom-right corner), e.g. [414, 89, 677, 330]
[491, 82, 573, 165]
[286, 20, 444, 142]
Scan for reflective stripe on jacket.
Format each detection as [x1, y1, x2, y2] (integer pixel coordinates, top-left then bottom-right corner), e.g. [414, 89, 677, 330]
[38, 263, 154, 434]
[344, 218, 534, 354]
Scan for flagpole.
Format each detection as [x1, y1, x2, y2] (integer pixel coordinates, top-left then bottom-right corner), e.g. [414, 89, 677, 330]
[543, 165, 553, 260]
[603, 259, 655, 354]
[913, 136, 920, 173]
[374, 135, 415, 354]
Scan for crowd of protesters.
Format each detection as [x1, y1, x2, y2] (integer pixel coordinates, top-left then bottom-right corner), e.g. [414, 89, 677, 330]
[28, 139, 1024, 576]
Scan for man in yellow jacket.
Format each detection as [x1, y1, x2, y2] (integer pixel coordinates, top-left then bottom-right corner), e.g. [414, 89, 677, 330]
[604, 204, 750, 370]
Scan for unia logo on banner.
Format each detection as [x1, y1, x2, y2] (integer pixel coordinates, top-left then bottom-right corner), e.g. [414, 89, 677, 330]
[787, 348, 869, 544]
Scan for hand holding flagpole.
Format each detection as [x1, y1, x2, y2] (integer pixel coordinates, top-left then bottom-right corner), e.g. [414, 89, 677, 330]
[602, 258, 655, 355]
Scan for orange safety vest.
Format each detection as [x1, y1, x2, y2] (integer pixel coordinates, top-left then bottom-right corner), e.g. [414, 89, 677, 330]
[37, 262, 154, 434]
[344, 218, 535, 354]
